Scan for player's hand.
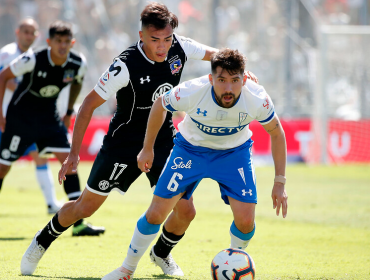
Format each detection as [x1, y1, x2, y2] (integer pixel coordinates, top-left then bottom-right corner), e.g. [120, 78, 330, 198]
[137, 148, 154, 173]
[271, 182, 288, 218]
[244, 71, 259, 84]
[63, 115, 71, 129]
[58, 153, 80, 184]
[0, 115, 5, 132]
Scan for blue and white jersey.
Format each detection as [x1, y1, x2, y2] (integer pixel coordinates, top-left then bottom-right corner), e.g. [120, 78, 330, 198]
[162, 75, 275, 149]
[0, 42, 23, 116]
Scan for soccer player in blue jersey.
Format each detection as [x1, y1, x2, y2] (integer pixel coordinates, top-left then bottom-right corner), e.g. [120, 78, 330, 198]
[102, 48, 288, 279]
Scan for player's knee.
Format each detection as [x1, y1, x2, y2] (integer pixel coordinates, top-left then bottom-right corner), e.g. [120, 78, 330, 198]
[174, 202, 196, 222]
[146, 209, 166, 225]
[235, 217, 255, 234]
[0, 164, 11, 178]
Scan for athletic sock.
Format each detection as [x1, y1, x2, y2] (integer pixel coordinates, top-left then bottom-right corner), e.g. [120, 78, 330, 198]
[0, 178, 3, 192]
[153, 225, 184, 258]
[36, 213, 71, 249]
[122, 213, 160, 271]
[229, 221, 255, 250]
[63, 174, 83, 227]
[36, 164, 59, 207]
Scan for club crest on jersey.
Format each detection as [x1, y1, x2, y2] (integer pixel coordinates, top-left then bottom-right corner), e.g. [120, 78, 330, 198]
[170, 59, 182, 75]
[239, 112, 248, 123]
[63, 69, 75, 83]
[152, 83, 173, 102]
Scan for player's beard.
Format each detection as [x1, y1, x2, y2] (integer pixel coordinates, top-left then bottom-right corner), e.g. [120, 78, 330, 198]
[216, 93, 237, 108]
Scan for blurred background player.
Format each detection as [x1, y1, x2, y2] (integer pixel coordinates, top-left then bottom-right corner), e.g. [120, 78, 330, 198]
[0, 20, 105, 236]
[0, 17, 61, 214]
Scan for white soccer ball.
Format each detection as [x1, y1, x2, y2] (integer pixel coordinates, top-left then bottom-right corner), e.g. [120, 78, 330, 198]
[211, 248, 256, 280]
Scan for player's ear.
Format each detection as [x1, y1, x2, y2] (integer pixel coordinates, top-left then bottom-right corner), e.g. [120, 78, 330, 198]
[209, 74, 213, 85]
[139, 30, 143, 41]
[243, 73, 247, 86]
[46, 38, 50, 46]
[71, 38, 76, 47]
[15, 28, 20, 37]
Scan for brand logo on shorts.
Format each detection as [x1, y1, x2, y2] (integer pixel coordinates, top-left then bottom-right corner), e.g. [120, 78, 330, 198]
[242, 189, 253, 196]
[98, 180, 110, 190]
[1, 149, 10, 159]
[152, 83, 173, 102]
[171, 157, 192, 169]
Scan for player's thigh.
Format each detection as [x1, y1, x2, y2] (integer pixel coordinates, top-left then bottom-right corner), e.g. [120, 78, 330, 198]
[36, 123, 70, 156]
[86, 149, 142, 196]
[0, 124, 34, 165]
[228, 196, 256, 227]
[211, 141, 257, 205]
[153, 144, 205, 200]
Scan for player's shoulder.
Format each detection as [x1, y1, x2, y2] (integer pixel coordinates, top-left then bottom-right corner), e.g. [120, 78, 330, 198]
[115, 42, 138, 63]
[0, 42, 18, 55]
[243, 79, 268, 101]
[180, 75, 210, 91]
[68, 49, 86, 66]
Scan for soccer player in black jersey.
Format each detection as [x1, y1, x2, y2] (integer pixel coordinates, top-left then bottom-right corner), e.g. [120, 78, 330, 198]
[21, 3, 257, 278]
[0, 21, 105, 239]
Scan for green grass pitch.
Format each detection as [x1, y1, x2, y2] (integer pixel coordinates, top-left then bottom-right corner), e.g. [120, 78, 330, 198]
[0, 161, 369, 279]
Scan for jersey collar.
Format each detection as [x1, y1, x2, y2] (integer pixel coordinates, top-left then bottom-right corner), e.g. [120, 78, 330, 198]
[137, 41, 168, 64]
[47, 47, 70, 68]
[211, 86, 241, 108]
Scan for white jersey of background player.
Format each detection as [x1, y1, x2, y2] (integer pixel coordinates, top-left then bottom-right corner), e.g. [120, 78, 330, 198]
[163, 75, 275, 148]
[0, 18, 60, 213]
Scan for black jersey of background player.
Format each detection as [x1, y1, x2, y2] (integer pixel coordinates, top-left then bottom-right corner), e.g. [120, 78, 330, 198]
[94, 33, 206, 156]
[7, 47, 86, 123]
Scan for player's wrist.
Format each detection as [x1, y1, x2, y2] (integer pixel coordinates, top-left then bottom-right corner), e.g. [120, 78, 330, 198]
[66, 108, 74, 116]
[274, 175, 286, 185]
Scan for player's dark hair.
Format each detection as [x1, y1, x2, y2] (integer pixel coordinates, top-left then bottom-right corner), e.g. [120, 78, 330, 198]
[141, 2, 178, 30]
[211, 48, 246, 76]
[49, 20, 73, 38]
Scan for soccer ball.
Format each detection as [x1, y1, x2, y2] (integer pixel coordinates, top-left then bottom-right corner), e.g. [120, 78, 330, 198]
[211, 248, 255, 280]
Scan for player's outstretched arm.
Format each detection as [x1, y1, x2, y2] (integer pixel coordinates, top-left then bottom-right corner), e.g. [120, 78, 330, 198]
[0, 67, 16, 132]
[58, 89, 105, 184]
[262, 115, 288, 218]
[137, 96, 167, 173]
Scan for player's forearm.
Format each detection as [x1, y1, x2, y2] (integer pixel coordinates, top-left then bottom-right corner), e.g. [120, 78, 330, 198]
[270, 132, 287, 176]
[69, 100, 94, 156]
[67, 83, 82, 111]
[143, 97, 167, 150]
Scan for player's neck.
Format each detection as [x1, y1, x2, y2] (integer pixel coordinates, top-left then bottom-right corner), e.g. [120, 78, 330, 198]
[17, 43, 28, 53]
[49, 51, 68, 66]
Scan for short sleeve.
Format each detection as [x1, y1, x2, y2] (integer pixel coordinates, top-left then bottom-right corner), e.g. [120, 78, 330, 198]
[9, 50, 36, 77]
[174, 34, 206, 60]
[162, 86, 190, 113]
[94, 58, 130, 100]
[74, 53, 87, 84]
[256, 93, 275, 125]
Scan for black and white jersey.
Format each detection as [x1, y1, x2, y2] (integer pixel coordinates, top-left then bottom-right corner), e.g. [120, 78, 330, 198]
[7, 47, 86, 122]
[94, 33, 206, 154]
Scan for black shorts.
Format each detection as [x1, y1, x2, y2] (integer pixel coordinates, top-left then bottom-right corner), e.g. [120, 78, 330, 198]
[86, 140, 173, 196]
[0, 116, 70, 165]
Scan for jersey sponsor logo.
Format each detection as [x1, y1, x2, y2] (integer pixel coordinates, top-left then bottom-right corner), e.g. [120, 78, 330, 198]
[216, 110, 228, 121]
[37, 71, 47, 78]
[196, 108, 207, 116]
[98, 180, 110, 191]
[242, 189, 253, 196]
[163, 93, 171, 106]
[140, 76, 150, 84]
[102, 71, 109, 82]
[39, 85, 60, 97]
[174, 88, 180, 101]
[152, 83, 173, 102]
[1, 149, 11, 159]
[191, 117, 248, 136]
[63, 69, 75, 83]
[239, 112, 248, 123]
[170, 59, 182, 75]
[109, 60, 121, 76]
[171, 157, 192, 169]
[263, 97, 270, 109]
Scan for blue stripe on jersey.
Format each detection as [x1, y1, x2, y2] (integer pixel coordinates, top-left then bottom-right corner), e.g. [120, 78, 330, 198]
[164, 103, 177, 112]
[259, 111, 275, 124]
[190, 117, 248, 136]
